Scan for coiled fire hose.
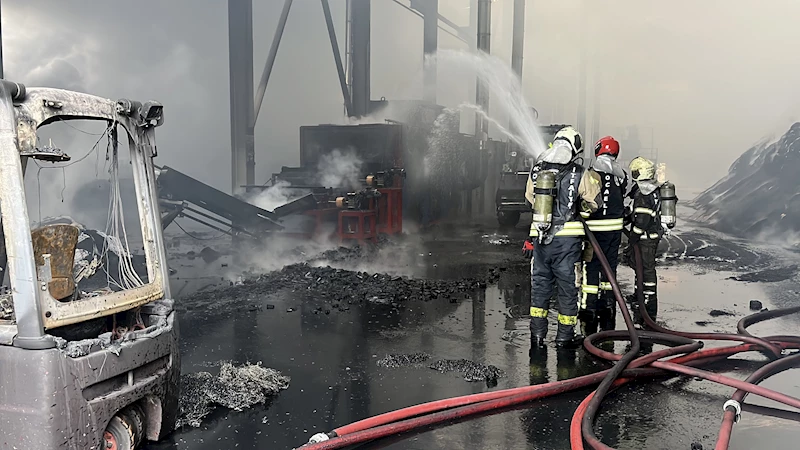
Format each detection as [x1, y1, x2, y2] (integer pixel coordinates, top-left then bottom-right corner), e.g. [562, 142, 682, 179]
[298, 227, 800, 450]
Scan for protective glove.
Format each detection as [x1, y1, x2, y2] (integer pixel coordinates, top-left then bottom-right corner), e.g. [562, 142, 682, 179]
[581, 241, 594, 262]
[522, 238, 535, 259]
[623, 206, 633, 226]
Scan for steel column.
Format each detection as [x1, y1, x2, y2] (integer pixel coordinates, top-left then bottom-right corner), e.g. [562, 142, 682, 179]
[422, 0, 438, 103]
[577, 0, 588, 141]
[474, 0, 491, 216]
[511, 0, 525, 78]
[349, 0, 371, 117]
[228, 0, 255, 192]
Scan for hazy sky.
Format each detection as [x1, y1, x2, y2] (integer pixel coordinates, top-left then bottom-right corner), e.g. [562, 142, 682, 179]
[5, 0, 800, 207]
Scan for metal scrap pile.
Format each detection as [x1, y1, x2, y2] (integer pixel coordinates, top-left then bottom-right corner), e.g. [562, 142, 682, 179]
[376, 352, 432, 368]
[177, 362, 290, 429]
[429, 359, 505, 383]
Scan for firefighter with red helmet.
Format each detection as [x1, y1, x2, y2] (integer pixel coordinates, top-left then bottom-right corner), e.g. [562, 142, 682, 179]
[578, 136, 629, 335]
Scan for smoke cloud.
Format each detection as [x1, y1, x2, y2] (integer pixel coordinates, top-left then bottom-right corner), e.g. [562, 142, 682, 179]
[317, 149, 363, 190]
[6, 0, 800, 205]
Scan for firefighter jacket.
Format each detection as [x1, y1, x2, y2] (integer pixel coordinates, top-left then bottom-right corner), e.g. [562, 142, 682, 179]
[525, 161, 603, 241]
[628, 179, 663, 240]
[587, 155, 628, 232]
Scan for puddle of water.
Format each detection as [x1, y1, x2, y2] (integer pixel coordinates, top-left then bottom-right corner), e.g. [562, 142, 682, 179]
[149, 232, 799, 450]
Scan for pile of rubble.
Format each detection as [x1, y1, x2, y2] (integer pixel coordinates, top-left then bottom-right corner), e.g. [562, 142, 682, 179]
[177, 362, 290, 429]
[429, 359, 505, 384]
[183, 263, 502, 312]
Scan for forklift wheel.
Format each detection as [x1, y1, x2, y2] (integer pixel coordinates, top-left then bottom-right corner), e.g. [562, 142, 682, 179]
[497, 211, 521, 227]
[104, 414, 136, 450]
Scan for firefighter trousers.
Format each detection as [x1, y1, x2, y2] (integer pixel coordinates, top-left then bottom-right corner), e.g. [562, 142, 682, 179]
[579, 230, 622, 334]
[627, 237, 660, 324]
[530, 236, 582, 340]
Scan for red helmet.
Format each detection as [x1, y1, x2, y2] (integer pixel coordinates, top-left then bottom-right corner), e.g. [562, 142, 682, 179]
[594, 136, 620, 157]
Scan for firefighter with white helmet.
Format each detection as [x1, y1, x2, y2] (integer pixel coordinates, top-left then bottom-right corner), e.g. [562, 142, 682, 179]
[522, 126, 604, 349]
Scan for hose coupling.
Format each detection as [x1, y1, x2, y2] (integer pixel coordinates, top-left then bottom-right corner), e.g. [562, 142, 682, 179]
[723, 399, 742, 423]
[308, 432, 331, 444]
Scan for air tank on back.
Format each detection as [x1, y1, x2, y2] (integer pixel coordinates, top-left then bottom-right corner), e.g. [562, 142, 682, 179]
[660, 181, 678, 228]
[532, 170, 557, 239]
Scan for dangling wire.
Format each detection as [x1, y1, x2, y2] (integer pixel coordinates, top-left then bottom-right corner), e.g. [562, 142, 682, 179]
[101, 122, 145, 291]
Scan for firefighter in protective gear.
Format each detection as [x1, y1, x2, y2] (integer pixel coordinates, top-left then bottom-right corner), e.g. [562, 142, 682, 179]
[579, 136, 628, 336]
[624, 156, 664, 325]
[524, 126, 604, 349]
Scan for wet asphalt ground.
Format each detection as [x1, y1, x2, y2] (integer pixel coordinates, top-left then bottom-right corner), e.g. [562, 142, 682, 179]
[146, 211, 800, 450]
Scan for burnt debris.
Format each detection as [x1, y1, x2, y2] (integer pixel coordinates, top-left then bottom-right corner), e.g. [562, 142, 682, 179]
[429, 359, 505, 384]
[376, 353, 432, 368]
[177, 362, 290, 429]
[180, 263, 502, 314]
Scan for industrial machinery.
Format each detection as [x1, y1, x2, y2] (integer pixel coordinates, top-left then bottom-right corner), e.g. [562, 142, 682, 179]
[157, 164, 286, 239]
[263, 123, 409, 243]
[495, 124, 567, 227]
[0, 82, 178, 449]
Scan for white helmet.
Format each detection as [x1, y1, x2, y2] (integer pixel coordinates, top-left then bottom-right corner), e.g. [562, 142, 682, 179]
[539, 126, 583, 164]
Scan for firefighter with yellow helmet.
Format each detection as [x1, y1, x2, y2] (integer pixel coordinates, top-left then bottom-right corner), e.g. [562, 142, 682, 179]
[522, 126, 603, 349]
[624, 156, 678, 325]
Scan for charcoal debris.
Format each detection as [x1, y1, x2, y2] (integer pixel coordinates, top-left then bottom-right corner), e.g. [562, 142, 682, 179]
[377, 353, 431, 368]
[429, 359, 505, 383]
[177, 362, 290, 429]
[709, 309, 735, 317]
[181, 263, 499, 314]
[749, 300, 763, 311]
[731, 265, 798, 283]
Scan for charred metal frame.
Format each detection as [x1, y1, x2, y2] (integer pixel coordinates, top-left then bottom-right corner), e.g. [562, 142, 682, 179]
[0, 85, 170, 344]
[0, 82, 179, 449]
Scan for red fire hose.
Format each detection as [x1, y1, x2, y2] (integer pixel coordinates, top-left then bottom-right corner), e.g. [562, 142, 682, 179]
[297, 228, 800, 450]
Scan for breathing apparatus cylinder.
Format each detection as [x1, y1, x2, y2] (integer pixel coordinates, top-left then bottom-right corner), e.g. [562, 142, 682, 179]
[660, 181, 678, 229]
[532, 170, 557, 240]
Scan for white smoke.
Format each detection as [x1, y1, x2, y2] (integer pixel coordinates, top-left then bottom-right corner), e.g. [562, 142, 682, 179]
[246, 180, 306, 212]
[318, 148, 363, 190]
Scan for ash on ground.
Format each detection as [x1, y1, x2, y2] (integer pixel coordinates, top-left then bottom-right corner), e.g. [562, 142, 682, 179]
[429, 359, 505, 384]
[177, 362, 290, 429]
[376, 353, 432, 368]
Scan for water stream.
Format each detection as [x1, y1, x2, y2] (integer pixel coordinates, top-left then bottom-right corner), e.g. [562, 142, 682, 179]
[428, 49, 550, 159]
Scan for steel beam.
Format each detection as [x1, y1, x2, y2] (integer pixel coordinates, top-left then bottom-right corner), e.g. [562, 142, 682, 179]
[474, 0, 491, 216]
[349, 0, 371, 117]
[253, 0, 293, 127]
[228, 0, 255, 192]
[321, 0, 353, 116]
[577, 0, 588, 141]
[422, 0, 438, 103]
[511, 0, 525, 78]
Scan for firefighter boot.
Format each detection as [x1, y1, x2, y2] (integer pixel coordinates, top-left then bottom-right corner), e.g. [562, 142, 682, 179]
[555, 323, 584, 349]
[598, 306, 616, 331]
[530, 317, 548, 349]
[579, 310, 598, 336]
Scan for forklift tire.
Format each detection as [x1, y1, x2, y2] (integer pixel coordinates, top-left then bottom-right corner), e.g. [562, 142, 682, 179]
[103, 414, 136, 450]
[497, 211, 521, 227]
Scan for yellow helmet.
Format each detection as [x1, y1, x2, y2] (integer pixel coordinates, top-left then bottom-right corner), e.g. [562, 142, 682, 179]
[629, 156, 656, 181]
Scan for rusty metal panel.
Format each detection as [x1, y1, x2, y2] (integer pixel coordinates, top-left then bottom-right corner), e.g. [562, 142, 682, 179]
[31, 224, 80, 301]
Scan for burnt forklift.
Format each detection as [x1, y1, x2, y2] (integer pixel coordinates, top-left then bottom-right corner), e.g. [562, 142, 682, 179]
[0, 82, 178, 449]
[495, 124, 566, 227]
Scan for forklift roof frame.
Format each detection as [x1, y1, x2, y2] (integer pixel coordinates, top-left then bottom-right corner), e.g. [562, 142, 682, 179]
[0, 83, 171, 349]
